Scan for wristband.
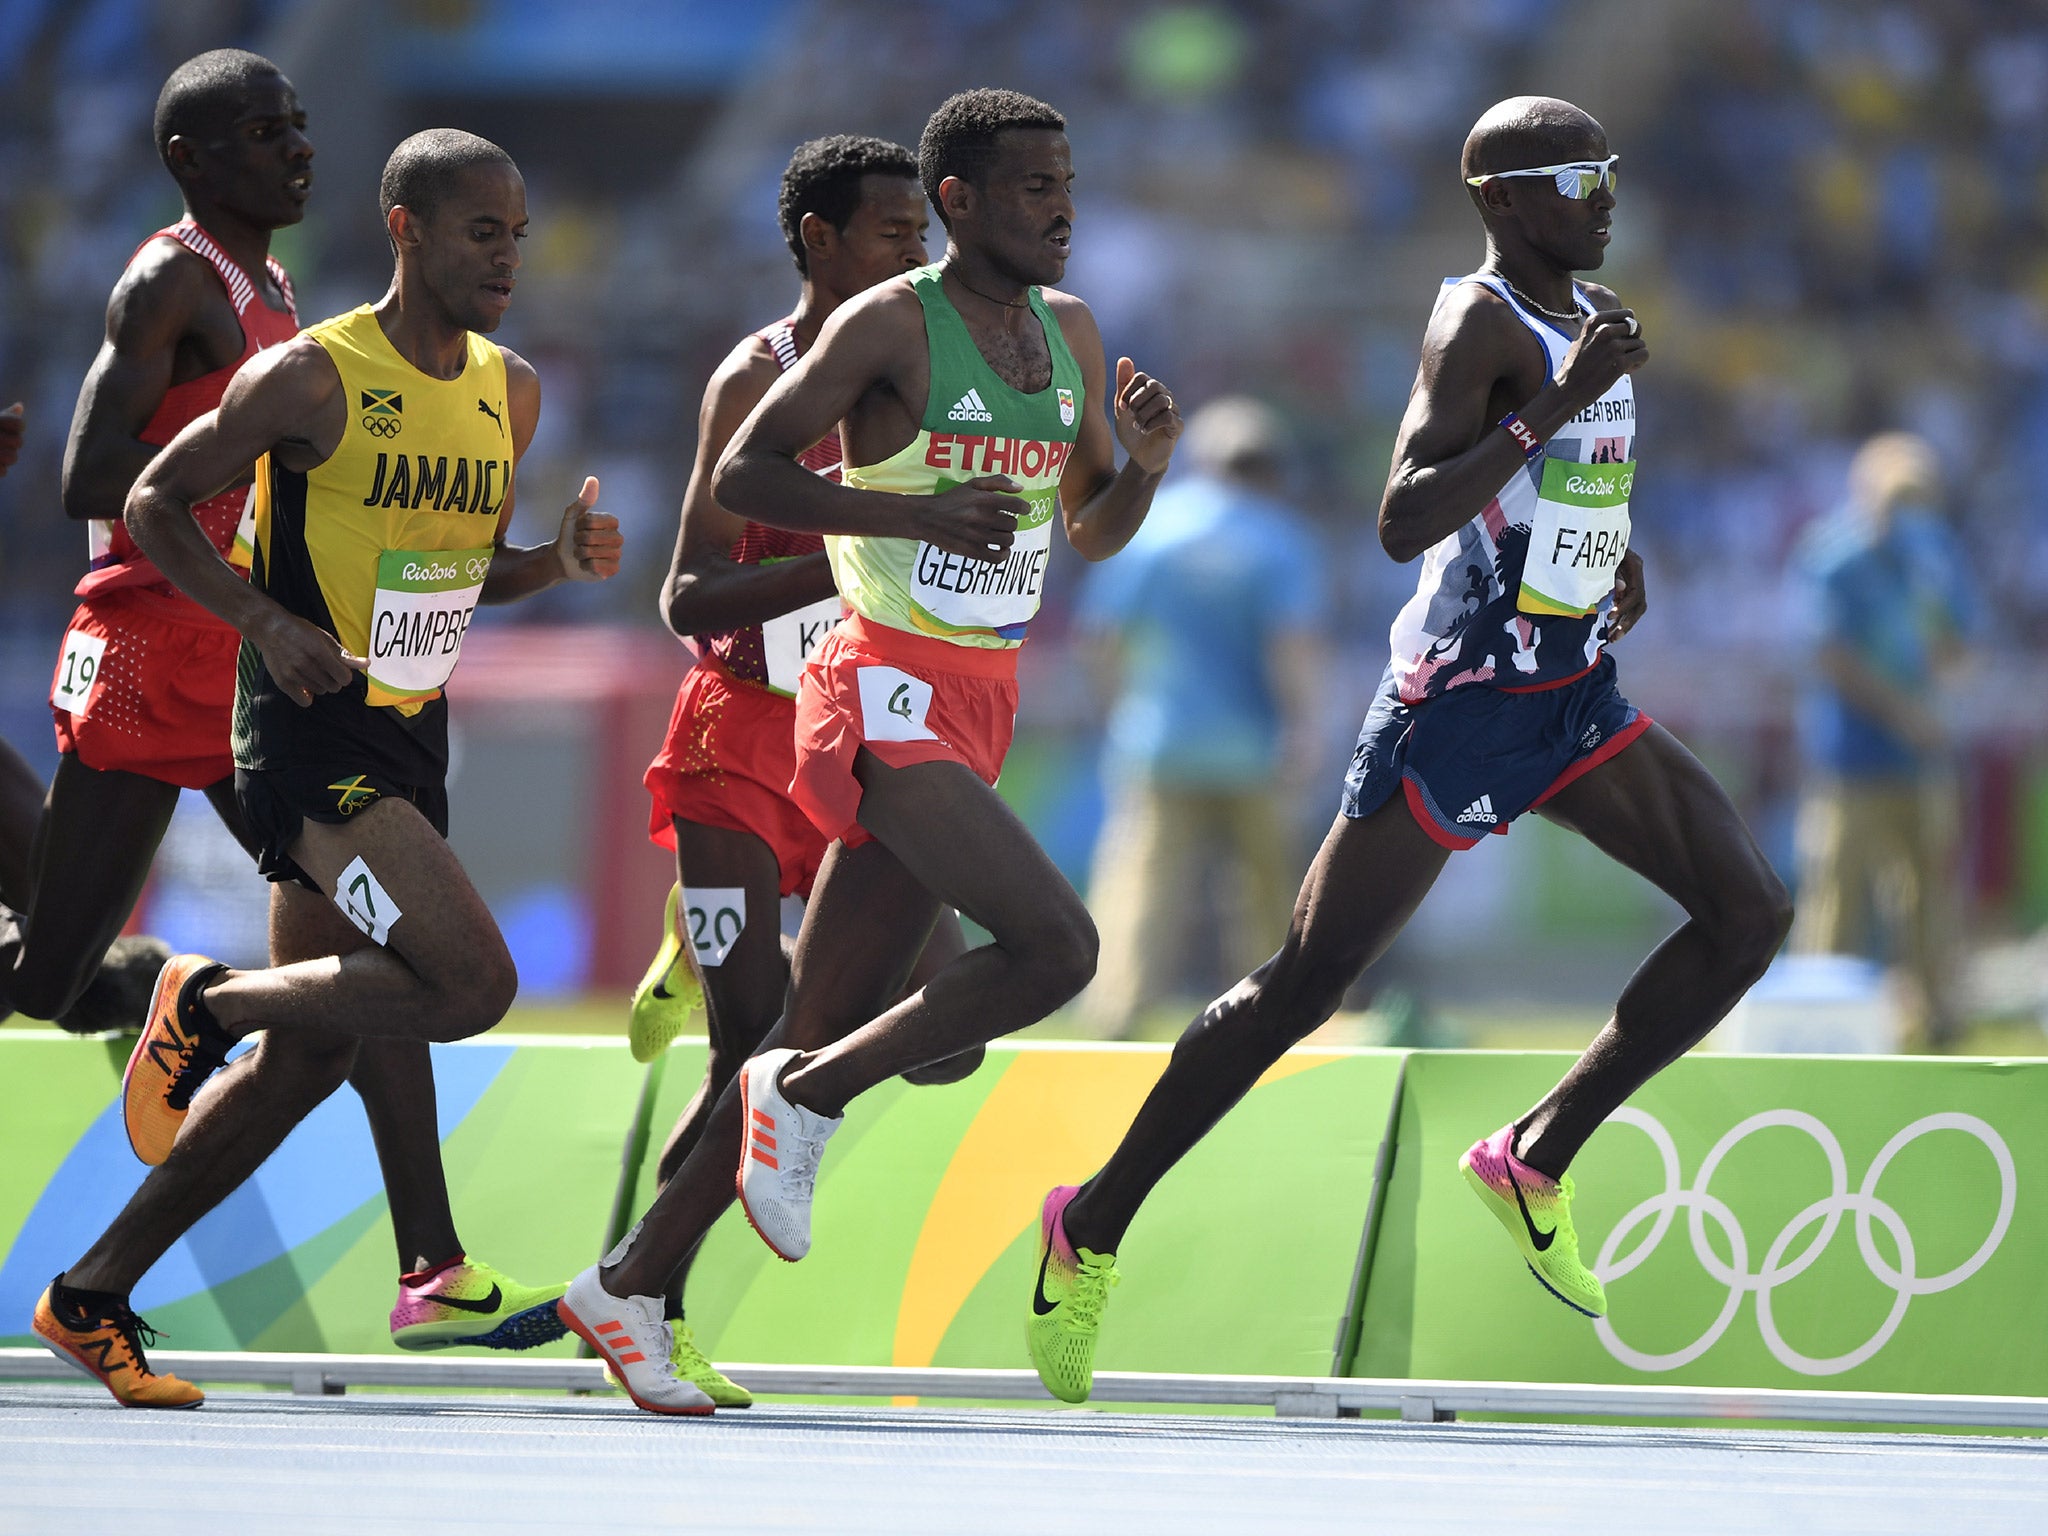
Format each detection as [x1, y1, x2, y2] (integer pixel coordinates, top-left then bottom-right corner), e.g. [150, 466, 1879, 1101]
[1499, 411, 1543, 460]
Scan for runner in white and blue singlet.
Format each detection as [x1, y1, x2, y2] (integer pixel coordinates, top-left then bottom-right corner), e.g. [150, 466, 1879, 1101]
[1388, 273, 1635, 704]
[1036, 96, 1792, 1401]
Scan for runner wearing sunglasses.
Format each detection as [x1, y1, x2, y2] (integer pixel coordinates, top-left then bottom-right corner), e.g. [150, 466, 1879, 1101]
[1025, 95, 1792, 1402]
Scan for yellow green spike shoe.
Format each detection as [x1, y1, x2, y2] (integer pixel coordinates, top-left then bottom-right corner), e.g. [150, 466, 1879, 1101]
[629, 884, 707, 1064]
[1025, 1185, 1119, 1404]
[670, 1321, 751, 1408]
[1459, 1124, 1607, 1318]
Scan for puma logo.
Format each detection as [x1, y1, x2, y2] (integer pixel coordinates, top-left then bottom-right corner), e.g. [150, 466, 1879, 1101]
[477, 399, 504, 434]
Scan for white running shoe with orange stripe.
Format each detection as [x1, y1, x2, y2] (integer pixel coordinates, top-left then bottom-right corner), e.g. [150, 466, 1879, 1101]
[557, 1267, 713, 1415]
[736, 1047, 841, 1262]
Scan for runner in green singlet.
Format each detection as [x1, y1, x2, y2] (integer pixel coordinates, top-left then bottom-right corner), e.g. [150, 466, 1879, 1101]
[560, 88, 1184, 1415]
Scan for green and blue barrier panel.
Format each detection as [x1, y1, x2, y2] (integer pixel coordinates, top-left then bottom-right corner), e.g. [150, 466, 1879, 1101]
[1, 1035, 2043, 1402]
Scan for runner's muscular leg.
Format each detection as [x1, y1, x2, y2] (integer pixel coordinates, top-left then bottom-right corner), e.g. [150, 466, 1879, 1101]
[1062, 799, 1449, 1256]
[654, 817, 787, 1186]
[1514, 722, 1792, 1178]
[0, 737, 43, 911]
[2, 753, 180, 1020]
[198, 796, 517, 1043]
[776, 754, 1099, 1116]
[200, 775, 462, 1266]
[898, 910, 984, 1085]
[63, 881, 362, 1295]
[603, 834, 944, 1300]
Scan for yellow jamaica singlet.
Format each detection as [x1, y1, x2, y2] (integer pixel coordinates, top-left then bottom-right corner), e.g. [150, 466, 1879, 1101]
[232, 304, 512, 783]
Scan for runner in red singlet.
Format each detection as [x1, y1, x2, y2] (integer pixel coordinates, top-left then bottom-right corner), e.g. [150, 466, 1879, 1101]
[0, 403, 44, 924]
[13, 55, 564, 1387]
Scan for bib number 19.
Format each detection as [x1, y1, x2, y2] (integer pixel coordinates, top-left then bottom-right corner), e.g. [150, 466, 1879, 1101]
[51, 629, 108, 716]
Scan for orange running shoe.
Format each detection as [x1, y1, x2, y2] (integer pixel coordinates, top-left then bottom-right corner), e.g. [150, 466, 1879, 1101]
[33, 1280, 203, 1408]
[122, 954, 232, 1166]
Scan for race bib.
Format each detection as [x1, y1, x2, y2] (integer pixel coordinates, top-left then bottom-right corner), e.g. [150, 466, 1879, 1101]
[762, 592, 844, 697]
[1518, 457, 1633, 618]
[684, 887, 746, 968]
[51, 629, 106, 716]
[856, 665, 936, 742]
[365, 545, 493, 705]
[335, 855, 401, 946]
[910, 486, 1055, 632]
[229, 486, 258, 572]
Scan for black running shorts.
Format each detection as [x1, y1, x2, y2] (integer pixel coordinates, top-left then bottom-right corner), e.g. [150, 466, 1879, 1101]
[236, 763, 450, 890]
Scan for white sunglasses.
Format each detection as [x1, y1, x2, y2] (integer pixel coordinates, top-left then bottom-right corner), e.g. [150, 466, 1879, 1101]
[1465, 155, 1620, 200]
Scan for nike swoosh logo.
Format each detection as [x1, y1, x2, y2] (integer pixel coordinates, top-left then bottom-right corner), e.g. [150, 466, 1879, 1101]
[1506, 1165, 1555, 1252]
[427, 1283, 503, 1315]
[651, 978, 673, 1001]
[1032, 1243, 1060, 1315]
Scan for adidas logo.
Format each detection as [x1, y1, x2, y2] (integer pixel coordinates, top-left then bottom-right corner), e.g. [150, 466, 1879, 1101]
[1456, 795, 1499, 825]
[947, 388, 994, 423]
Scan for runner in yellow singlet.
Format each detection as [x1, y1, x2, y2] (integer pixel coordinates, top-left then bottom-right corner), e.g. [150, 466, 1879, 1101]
[33, 130, 625, 1410]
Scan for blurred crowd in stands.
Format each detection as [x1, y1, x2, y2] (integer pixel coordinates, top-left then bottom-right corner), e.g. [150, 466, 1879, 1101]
[3, 0, 2045, 1013]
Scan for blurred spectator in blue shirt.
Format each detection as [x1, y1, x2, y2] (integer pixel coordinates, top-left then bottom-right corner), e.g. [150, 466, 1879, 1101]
[1790, 432, 1972, 1048]
[1075, 397, 1328, 1038]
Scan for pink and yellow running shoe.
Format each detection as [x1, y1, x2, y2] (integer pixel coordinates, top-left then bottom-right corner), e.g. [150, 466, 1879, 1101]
[1459, 1125, 1606, 1318]
[1024, 1185, 1120, 1404]
[389, 1255, 569, 1351]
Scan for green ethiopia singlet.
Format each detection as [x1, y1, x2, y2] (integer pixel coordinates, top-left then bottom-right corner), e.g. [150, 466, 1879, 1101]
[831, 264, 1084, 648]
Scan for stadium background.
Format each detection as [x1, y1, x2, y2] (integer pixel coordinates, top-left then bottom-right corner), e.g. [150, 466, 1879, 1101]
[1, 0, 2045, 1045]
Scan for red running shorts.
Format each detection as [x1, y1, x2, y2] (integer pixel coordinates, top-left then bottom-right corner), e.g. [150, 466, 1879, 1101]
[790, 614, 1019, 849]
[645, 655, 829, 898]
[48, 586, 238, 790]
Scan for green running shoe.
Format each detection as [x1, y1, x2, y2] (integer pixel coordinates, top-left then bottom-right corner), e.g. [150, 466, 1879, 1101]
[389, 1255, 570, 1350]
[671, 1321, 752, 1408]
[1025, 1185, 1119, 1404]
[1459, 1124, 1607, 1317]
[629, 884, 706, 1064]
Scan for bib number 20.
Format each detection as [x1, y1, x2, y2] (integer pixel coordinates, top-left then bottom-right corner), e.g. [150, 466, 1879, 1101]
[684, 887, 746, 968]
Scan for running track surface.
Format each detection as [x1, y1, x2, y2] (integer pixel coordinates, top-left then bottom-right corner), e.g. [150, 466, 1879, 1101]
[4, 1386, 2044, 1533]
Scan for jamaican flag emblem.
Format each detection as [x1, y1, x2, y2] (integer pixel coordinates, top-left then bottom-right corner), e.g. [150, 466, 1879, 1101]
[361, 389, 403, 438]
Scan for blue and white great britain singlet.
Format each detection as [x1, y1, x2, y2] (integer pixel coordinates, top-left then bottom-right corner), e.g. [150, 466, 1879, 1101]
[1387, 273, 1637, 704]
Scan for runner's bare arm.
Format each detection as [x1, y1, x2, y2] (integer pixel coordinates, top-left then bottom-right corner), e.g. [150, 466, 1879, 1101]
[715, 285, 1027, 562]
[1043, 292, 1180, 561]
[1578, 282, 1650, 642]
[1379, 285, 1646, 562]
[661, 335, 836, 639]
[1608, 548, 1647, 639]
[479, 350, 621, 602]
[125, 338, 365, 701]
[61, 244, 224, 521]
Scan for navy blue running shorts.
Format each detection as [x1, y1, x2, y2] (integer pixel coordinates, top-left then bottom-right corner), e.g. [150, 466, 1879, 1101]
[1340, 655, 1651, 850]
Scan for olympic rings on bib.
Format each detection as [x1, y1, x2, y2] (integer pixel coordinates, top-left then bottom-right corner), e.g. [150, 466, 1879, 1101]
[1590, 1107, 2015, 1377]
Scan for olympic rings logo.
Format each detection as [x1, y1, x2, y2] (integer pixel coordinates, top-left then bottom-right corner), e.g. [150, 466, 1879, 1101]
[362, 415, 402, 438]
[1592, 1108, 2015, 1377]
